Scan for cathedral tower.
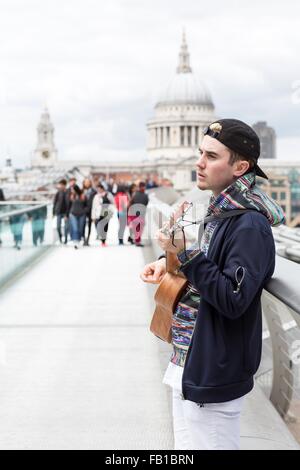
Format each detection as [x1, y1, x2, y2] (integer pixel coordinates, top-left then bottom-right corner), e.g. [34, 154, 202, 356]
[146, 31, 216, 160]
[32, 107, 58, 167]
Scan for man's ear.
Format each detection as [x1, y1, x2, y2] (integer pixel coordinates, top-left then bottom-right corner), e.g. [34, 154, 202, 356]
[233, 160, 250, 177]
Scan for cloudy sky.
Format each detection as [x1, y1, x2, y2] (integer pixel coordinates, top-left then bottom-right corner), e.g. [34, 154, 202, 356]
[0, 0, 299, 168]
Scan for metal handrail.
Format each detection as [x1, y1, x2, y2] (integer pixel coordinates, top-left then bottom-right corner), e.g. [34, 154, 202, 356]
[0, 201, 50, 206]
[0, 203, 50, 221]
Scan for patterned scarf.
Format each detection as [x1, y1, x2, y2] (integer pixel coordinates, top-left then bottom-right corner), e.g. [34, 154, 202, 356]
[199, 171, 286, 255]
[206, 171, 286, 224]
[185, 171, 287, 268]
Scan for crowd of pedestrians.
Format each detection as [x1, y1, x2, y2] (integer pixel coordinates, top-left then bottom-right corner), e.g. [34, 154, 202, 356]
[53, 177, 150, 249]
[0, 176, 154, 251]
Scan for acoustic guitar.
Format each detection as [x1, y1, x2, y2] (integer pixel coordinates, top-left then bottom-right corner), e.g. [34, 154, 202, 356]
[150, 202, 191, 343]
[150, 205, 257, 343]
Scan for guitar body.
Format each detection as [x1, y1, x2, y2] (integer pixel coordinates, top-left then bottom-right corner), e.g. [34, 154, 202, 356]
[154, 272, 188, 312]
[150, 252, 188, 343]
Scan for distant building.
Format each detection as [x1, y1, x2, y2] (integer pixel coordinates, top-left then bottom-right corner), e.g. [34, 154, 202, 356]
[31, 107, 58, 168]
[27, 33, 215, 193]
[55, 32, 217, 192]
[0, 159, 17, 183]
[26, 36, 296, 202]
[288, 169, 300, 220]
[146, 31, 215, 161]
[257, 174, 291, 225]
[144, 31, 217, 191]
[252, 121, 276, 159]
[254, 160, 300, 226]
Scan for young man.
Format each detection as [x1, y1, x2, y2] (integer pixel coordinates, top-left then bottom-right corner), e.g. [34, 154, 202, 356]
[141, 119, 285, 450]
[53, 179, 69, 244]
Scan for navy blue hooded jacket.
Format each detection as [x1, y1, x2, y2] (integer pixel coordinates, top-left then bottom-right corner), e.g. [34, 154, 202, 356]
[179, 210, 275, 404]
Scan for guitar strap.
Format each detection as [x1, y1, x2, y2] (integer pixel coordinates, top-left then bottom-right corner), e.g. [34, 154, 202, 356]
[165, 209, 258, 273]
[197, 209, 259, 247]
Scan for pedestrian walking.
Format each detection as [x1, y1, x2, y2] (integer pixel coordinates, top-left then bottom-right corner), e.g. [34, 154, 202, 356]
[114, 185, 129, 245]
[69, 186, 87, 249]
[53, 179, 69, 244]
[92, 183, 114, 247]
[127, 183, 137, 244]
[129, 181, 149, 247]
[82, 178, 97, 246]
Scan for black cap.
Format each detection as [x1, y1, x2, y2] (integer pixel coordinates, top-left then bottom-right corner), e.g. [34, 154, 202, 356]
[203, 118, 268, 179]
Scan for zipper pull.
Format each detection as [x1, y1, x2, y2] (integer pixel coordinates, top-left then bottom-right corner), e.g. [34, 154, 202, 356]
[233, 266, 245, 294]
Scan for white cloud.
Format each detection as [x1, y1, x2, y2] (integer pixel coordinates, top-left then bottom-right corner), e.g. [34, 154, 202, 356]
[0, 0, 299, 168]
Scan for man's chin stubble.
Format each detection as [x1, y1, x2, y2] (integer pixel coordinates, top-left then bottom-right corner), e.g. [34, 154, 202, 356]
[197, 181, 208, 191]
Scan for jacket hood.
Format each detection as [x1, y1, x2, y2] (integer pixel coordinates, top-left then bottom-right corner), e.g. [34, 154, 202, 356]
[207, 172, 286, 227]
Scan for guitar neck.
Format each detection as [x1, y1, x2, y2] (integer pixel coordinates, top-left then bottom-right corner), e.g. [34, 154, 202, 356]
[163, 200, 191, 275]
[166, 251, 181, 274]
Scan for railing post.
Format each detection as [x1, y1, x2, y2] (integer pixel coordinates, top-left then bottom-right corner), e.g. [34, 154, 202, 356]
[262, 291, 294, 418]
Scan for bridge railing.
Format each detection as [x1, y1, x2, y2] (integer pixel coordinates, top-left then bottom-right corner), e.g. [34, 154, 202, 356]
[0, 202, 54, 289]
[259, 258, 300, 427]
[147, 195, 300, 446]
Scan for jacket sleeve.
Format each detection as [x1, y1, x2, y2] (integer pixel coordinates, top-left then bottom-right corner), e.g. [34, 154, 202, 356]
[179, 227, 275, 320]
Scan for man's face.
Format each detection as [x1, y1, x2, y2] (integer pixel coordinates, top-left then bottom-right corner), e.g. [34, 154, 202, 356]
[196, 135, 248, 196]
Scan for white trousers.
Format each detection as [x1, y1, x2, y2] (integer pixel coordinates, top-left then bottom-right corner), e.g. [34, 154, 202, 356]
[172, 388, 244, 450]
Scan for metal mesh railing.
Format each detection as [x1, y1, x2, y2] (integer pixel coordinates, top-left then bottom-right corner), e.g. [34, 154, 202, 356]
[0, 202, 54, 289]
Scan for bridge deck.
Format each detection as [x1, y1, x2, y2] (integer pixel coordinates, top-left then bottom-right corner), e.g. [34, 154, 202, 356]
[0, 230, 173, 450]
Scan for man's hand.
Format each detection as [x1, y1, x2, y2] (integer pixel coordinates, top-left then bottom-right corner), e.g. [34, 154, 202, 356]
[140, 258, 166, 284]
[156, 226, 185, 254]
[154, 201, 189, 255]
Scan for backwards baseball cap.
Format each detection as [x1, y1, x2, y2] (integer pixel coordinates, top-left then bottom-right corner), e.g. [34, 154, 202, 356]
[203, 118, 268, 179]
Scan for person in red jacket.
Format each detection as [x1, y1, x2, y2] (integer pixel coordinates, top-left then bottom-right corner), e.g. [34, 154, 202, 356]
[114, 185, 129, 245]
[128, 182, 149, 247]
